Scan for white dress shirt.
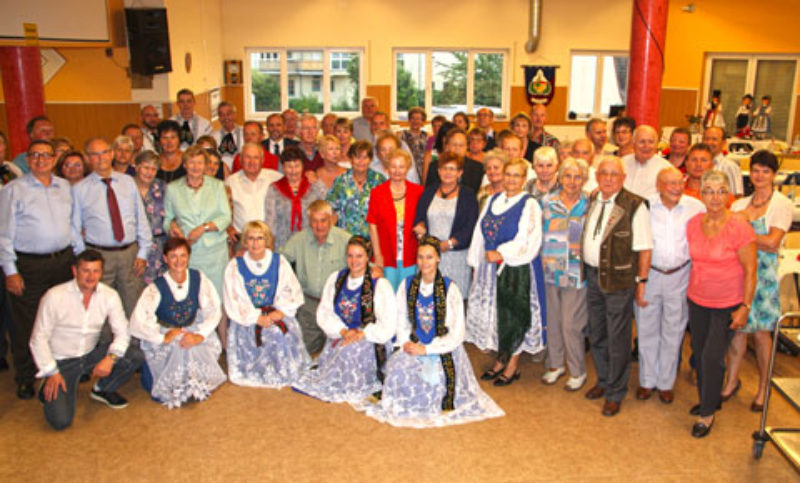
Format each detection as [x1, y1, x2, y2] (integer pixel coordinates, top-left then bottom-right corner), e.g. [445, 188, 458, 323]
[582, 191, 653, 267]
[316, 272, 396, 343]
[171, 113, 212, 149]
[647, 193, 705, 270]
[129, 270, 222, 344]
[222, 251, 305, 327]
[212, 125, 244, 169]
[714, 153, 744, 196]
[394, 279, 465, 355]
[623, 154, 671, 198]
[225, 169, 283, 232]
[467, 192, 542, 270]
[29, 280, 129, 378]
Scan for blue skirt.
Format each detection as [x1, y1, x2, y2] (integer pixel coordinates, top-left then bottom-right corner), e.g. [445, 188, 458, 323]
[292, 338, 385, 404]
[359, 345, 505, 428]
[227, 317, 311, 388]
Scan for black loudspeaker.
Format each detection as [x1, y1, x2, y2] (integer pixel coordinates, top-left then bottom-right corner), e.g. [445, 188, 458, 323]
[125, 8, 172, 75]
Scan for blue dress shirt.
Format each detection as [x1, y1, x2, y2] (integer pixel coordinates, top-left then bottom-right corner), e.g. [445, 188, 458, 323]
[71, 171, 152, 259]
[0, 173, 74, 275]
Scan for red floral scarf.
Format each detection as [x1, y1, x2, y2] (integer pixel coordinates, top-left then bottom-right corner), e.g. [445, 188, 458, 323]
[274, 176, 310, 232]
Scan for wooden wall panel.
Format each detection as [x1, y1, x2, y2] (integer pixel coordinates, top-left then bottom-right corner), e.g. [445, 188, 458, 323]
[794, 95, 800, 142]
[0, 102, 140, 154]
[366, 85, 390, 116]
[509, 86, 569, 125]
[223, 85, 245, 123]
[658, 89, 698, 129]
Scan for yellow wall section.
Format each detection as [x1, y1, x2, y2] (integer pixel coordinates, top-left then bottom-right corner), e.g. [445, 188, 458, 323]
[165, 0, 223, 98]
[663, 0, 800, 88]
[220, 0, 631, 87]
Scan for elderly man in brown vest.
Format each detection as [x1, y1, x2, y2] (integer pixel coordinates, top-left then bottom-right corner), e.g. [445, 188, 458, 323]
[581, 156, 653, 416]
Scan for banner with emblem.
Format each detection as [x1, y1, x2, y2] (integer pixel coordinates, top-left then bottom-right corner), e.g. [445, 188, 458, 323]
[524, 66, 556, 105]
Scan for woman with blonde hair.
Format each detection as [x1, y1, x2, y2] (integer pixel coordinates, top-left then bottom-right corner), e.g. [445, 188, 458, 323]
[223, 220, 310, 387]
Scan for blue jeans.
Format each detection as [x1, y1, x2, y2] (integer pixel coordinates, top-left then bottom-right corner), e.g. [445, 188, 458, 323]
[42, 341, 143, 430]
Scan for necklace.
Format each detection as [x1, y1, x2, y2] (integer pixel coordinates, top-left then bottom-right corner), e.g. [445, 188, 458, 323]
[439, 184, 459, 198]
[391, 185, 406, 202]
[750, 191, 773, 208]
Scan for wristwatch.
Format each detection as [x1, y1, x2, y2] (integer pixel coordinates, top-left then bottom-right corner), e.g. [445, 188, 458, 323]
[635, 276, 648, 284]
[204, 223, 211, 232]
[108, 353, 119, 363]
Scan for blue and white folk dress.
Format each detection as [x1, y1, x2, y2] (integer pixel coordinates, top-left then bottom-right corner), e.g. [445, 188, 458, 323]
[223, 251, 310, 387]
[130, 269, 227, 408]
[465, 191, 545, 358]
[292, 270, 396, 403]
[361, 276, 505, 428]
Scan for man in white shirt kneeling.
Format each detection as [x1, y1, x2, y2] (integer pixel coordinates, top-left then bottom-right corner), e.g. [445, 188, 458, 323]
[30, 250, 143, 430]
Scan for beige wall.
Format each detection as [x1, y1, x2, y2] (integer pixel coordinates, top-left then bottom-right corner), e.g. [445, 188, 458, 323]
[165, 0, 223, 99]
[220, 0, 631, 87]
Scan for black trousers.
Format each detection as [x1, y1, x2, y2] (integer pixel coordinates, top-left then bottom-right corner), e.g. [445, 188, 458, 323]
[687, 299, 736, 417]
[8, 249, 74, 384]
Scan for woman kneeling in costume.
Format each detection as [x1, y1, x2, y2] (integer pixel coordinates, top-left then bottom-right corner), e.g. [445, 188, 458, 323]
[130, 237, 226, 408]
[292, 236, 396, 403]
[223, 221, 310, 387]
[362, 236, 505, 427]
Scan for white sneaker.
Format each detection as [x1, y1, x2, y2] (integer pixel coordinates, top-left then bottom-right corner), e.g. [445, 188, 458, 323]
[541, 367, 566, 385]
[565, 373, 587, 391]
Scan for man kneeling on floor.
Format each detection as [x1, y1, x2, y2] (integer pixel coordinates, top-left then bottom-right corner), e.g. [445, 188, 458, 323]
[29, 250, 143, 430]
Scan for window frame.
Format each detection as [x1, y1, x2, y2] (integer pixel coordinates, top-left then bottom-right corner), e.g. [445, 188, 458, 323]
[244, 46, 365, 119]
[567, 50, 629, 122]
[702, 52, 799, 141]
[391, 48, 510, 120]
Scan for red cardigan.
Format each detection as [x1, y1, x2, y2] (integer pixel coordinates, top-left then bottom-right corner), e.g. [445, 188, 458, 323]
[231, 146, 279, 173]
[366, 180, 423, 268]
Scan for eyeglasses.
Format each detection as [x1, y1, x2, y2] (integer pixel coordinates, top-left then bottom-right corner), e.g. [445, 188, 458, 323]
[246, 236, 267, 242]
[87, 149, 111, 157]
[700, 188, 730, 197]
[28, 152, 54, 160]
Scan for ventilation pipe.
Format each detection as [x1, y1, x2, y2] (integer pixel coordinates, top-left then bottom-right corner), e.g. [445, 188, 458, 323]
[525, 0, 543, 53]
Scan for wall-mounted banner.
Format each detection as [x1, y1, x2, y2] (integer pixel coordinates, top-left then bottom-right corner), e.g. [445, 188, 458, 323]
[524, 66, 556, 105]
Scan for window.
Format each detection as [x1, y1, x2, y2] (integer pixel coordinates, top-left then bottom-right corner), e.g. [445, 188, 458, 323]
[245, 47, 363, 117]
[704, 54, 798, 141]
[393, 49, 508, 120]
[568, 52, 629, 120]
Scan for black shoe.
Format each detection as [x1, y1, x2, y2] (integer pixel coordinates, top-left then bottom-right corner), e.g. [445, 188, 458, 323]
[691, 418, 714, 438]
[0, 358, 9, 372]
[17, 382, 35, 400]
[690, 403, 721, 416]
[721, 379, 741, 402]
[481, 365, 506, 381]
[494, 371, 520, 387]
[90, 389, 129, 409]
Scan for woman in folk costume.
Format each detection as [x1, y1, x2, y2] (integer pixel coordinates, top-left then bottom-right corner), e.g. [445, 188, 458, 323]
[292, 236, 396, 403]
[130, 237, 226, 408]
[362, 236, 504, 428]
[466, 157, 544, 387]
[223, 220, 310, 388]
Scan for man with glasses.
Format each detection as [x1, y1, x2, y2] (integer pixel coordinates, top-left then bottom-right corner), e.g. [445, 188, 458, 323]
[581, 156, 653, 416]
[0, 140, 75, 399]
[71, 137, 151, 317]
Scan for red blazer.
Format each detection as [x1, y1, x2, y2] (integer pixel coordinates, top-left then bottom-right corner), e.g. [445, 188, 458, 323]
[231, 146, 279, 173]
[366, 180, 423, 268]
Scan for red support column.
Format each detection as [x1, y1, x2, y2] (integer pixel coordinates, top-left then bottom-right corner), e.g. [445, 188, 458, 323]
[0, 46, 45, 158]
[626, 0, 668, 129]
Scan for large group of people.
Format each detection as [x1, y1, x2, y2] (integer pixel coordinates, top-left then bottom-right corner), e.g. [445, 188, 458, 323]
[0, 90, 791, 438]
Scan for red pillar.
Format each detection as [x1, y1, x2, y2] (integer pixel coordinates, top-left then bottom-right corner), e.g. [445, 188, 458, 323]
[0, 46, 45, 158]
[626, 0, 668, 129]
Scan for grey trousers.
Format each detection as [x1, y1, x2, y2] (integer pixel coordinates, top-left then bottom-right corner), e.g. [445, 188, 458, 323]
[585, 266, 635, 403]
[545, 284, 588, 377]
[296, 296, 326, 355]
[91, 243, 143, 318]
[634, 266, 690, 390]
